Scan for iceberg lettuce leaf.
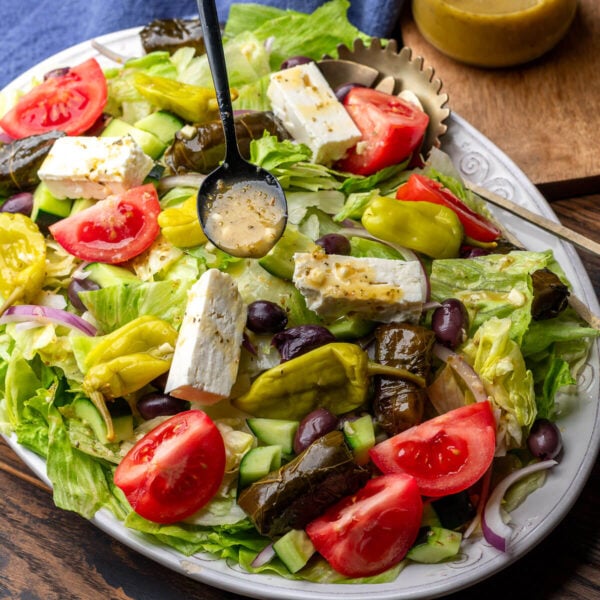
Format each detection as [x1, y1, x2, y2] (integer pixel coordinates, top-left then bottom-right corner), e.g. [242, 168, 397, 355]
[462, 317, 536, 449]
[430, 251, 560, 343]
[226, 0, 370, 71]
[79, 280, 191, 333]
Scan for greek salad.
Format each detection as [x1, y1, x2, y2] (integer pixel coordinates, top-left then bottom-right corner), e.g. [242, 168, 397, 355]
[0, 0, 597, 585]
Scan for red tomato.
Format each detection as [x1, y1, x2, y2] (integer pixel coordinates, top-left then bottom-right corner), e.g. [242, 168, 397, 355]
[0, 58, 107, 139]
[306, 474, 422, 578]
[114, 410, 226, 524]
[49, 184, 161, 264]
[369, 402, 496, 497]
[396, 174, 501, 243]
[336, 87, 429, 176]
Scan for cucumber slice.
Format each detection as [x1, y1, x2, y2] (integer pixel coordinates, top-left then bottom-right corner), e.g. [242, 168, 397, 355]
[342, 414, 375, 464]
[134, 110, 183, 145]
[31, 182, 72, 226]
[69, 198, 95, 216]
[258, 226, 318, 280]
[273, 529, 315, 573]
[247, 418, 299, 455]
[327, 316, 375, 340]
[407, 527, 462, 563]
[72, 398, 133, 444]
[82, 262, 140, 287]
[238, 445, 282, 490]
[101, 118, 165, 159]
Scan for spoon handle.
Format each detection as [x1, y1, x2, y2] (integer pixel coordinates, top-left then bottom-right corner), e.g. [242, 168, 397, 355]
[196, 0, 239, 163]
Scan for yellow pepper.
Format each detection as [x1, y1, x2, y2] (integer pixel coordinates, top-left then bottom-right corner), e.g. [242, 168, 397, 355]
[133, 72, 237, 123]
[361, 196, 463, 259]
[82, 315, 178, 441]
[233, 342, 425, 420]
[83, 315, 177, 372]
[0, 213, 46, 313]
[158, 196, 208, 247]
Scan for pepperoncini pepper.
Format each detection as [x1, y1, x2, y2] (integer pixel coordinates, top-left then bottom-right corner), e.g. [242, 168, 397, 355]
[133, 72, 237, 123]
[82, 315, 178, 440]
[0, 213, 46, 314]
[157, 195, 208, 247]
[232, 342, 425, 420]
[361, 196, 463, 259]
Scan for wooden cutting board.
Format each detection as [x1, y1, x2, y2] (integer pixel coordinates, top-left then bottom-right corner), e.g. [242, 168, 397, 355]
[400, 1, 600, 200]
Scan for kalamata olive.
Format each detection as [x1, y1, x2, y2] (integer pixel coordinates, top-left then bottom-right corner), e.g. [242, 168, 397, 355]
[271, 325, 336, 361]
[527, 418, 563, 460]
[293, 408, 339, 454]
[460, 246, 490, 259]
[136, 392, 191, 420]
[280, 55, 313, 70]
[0, 192, 34, 216]
[333, 82, 364, 103]
[67, 277, 101, 312]
[315, 233, 351, 255]
[44, 67, 70, 80]
[246, 300, 288, 334]
[431, 298, 469, 349]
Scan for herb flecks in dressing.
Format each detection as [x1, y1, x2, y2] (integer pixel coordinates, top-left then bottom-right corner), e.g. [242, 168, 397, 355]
[203, 179, 286, 258]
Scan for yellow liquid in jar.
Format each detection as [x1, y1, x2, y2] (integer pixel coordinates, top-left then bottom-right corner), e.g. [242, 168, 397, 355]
[412, 0, 577, 67]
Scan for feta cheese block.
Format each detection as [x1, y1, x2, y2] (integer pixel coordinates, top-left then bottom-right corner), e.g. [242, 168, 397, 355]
[38, 135, 154, 200]
[165, 269, 248, 404]
[293, 251, 426, 323]
[267, 62, 361, 165]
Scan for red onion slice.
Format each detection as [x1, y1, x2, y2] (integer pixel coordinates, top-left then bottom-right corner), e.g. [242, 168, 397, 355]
[482, 459, 558, 552]
[90, 39, 131, 64]
[251, 542, 276, 568]
[433, 343, 488, 404]
[0, 305, 97, 336]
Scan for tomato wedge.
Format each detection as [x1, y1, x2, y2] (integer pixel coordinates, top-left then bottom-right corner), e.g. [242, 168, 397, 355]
[0, 58, 107, 139]
[49, 184, 161, 264]
[114, 410, 226, 524]
[396, 174, 501, 243]
[336, 87, 429, 176]
[369, 402, 496, 497]
[306, 474, 422, 578]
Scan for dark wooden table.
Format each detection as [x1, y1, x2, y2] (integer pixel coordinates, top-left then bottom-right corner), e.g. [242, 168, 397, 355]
[2, 4, 600, 600]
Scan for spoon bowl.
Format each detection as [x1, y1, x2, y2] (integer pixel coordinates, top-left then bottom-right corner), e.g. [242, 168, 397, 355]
[196, 0, 287, 258]
[198, 156, 287, 259]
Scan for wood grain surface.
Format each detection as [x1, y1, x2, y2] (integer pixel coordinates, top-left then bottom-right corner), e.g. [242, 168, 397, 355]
[400, 0, 600, 199]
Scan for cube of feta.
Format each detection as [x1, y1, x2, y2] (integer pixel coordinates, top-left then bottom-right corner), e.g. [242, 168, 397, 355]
[165, 269, 247, 404]
[38, 136, 154, 200]
[267, 62, 361, 165]
[293, 251, 426, 323]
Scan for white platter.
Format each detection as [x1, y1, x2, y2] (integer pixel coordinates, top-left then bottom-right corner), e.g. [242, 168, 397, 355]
[2, 27, 600, 600]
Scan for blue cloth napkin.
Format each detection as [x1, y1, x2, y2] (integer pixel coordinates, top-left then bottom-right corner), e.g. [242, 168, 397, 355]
[1, 1, 403, 90]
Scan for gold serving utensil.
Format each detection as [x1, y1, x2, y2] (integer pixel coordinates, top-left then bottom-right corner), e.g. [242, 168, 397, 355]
[318, 38, 450, 156]
[466, 180, 600, 258]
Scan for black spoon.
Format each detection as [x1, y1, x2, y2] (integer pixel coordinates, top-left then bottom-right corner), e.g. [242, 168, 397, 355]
[195, 0, 287, 258]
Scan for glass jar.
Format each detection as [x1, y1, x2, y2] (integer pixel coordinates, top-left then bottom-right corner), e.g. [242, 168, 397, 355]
[412, 0, 578, 68]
